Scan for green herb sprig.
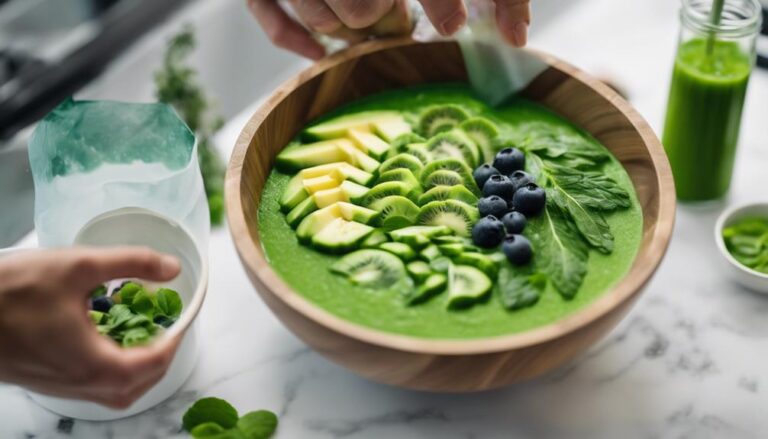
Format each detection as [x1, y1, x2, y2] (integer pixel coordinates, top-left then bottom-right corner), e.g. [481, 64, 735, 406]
[183, 397, 278, 439]
[155, 25, 226, 226]
[516, 131, 632, 299]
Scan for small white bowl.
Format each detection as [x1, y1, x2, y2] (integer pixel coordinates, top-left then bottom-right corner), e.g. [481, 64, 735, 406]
[26, 207, 208, 420]
[715, 202, 768, 293]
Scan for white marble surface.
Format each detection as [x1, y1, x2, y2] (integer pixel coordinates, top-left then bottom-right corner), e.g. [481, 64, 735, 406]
[3, 0, 768, 437]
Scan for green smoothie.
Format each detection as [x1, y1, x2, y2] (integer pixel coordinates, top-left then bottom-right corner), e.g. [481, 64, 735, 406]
[257, 85, 643, 339]
[663, 38, 752, 201]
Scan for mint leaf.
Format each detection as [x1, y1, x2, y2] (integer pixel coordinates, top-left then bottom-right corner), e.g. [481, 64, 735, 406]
[237, 410, 278, 439]
[129, 290, 155, 317]
[183, 397, 239, 432]
[190, 422, 228, 438]
[496, 265, 546, 310]
[550, 188, 613, 254]
[527, 204, 588, 299]
[107, 304, 133, 329]
[121, 327, 150, 347]
[548, 166, 630, 211]
[115, 281, 141, 306]
[156, 288, 183, 318]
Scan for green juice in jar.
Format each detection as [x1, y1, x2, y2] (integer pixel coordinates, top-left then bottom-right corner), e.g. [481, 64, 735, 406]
[663, 38, 752, 202]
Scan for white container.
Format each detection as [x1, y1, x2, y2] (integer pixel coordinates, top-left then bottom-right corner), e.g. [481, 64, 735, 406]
[23, 207, 208, 420]
[715, 202, 768, 293]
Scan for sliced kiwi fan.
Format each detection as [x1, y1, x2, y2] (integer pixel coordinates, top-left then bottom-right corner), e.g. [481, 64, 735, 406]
[274, 106, 529, 310]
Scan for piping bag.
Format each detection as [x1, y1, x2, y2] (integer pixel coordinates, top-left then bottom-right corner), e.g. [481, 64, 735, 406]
[413, 0, 549, 106]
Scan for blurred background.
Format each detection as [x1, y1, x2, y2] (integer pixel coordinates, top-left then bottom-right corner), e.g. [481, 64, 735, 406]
[1, 0, 766, 247]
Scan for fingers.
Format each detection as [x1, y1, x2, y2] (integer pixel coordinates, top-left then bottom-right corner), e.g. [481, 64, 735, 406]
[289, 0, 342, 33]
[369, 0, 412, 36]
[67, 247, 180, 292]
[247, 0, 326, 59]
[325, 0, 394, 29]
[418, 0, 467, 36]
[493, 0, 530, 47]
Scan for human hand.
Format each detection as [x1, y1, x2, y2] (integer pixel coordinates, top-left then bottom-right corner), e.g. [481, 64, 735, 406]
[247, 0, 531, 60]
[0, 247, 182, 409]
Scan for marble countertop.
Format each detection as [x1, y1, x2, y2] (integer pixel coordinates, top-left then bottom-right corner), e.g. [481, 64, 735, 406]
[3, 0, 768, 437]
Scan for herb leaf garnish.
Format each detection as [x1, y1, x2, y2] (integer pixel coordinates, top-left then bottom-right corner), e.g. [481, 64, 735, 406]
[527, 203, 588, 299]
[183, 397, 279, 439]
[549, 188, 614, 254]
[496, 265, 547, 310]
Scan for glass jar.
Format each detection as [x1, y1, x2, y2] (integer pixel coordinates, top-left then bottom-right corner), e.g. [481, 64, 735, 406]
[662, 0, 762, 202]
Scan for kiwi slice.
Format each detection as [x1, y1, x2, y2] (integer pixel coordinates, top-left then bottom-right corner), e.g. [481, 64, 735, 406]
[421, 170, 465, 191]
[405, 273, 448, 305]
[420, 158, 479, 195]
[361, 230, 389, 248]
[418, 105, 470, 137]
[417, 200, 479, 237]
[389, 225, 452, 248]
[406, 143, 433, 164]
[419, 244, 442, 262]
[452, 252, 498, 279]
[446, 265, 493, 309]
[369, 196, 420, 231]
[330, 249, 407, 289]
[362, 181, 418, 206]
[376, 169, 421, 194]
[417, 185, 478, 206]
[406, 260, 432, 282]
[460, 117, 500, 164]
[378, 153, 424, 178]
[387, 133, 426, 159]
[424, 131, 480, 168]
[379, 242, 417, 262]
[437, 243, 464, 257]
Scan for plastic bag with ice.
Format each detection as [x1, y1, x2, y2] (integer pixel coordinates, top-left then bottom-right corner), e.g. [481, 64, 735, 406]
[28, 98, 209, 251]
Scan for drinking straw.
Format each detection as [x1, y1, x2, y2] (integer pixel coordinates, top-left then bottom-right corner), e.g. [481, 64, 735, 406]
[706, 0, 726, 55]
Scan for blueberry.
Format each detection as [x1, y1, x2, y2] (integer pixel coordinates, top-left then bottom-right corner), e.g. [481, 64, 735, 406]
[482, 174, 515, 200]
[502, 234, 533, 265]
[509, 170, 534, 192]
[502, 211, 527, 234]
[471, 215, 505, 248]
[478, 195, 508, 218]
[493, 147, 525, 174]
[91, 296, 114, 313]
[473, 164, 500, 189]
[512, 183, 546, 216]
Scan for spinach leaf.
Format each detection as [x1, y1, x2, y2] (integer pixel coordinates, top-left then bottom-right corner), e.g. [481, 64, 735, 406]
[183, 397, 239, 432]
[496, 265, 546, 310]
[130, 291, 155, 317]
[237, 411, 279, 439]
[189, 422, 228, 438]
[527, 203, 588, 299]
[107, 305, 134, 330]
[156, 288, 183, 318]
[548, 165, 631, 211]
[121, 327, 150, 347]
[115, 282, 141, 306]
[550, 188, 613, 254]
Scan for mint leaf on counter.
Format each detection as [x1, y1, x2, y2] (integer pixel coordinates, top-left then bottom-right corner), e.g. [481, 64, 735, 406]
[527, 203, 588, 299]
[183, 397, 279, 439]
[237, 411, 279, 439]
[183, 397, 239, 432]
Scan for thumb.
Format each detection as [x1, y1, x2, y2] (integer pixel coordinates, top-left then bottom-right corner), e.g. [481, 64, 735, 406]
[67, 247, 180, 293]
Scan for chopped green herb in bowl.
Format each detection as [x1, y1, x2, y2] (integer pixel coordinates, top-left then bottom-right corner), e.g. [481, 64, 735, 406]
[722, 216, 768, 274]
[89, 281, 183, 347]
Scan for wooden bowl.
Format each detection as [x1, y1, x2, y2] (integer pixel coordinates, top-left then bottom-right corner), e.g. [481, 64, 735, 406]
[226, 38, 675, 392]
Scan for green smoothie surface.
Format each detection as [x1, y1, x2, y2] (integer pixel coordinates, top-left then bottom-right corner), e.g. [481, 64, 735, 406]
[258, 84, 643, 339]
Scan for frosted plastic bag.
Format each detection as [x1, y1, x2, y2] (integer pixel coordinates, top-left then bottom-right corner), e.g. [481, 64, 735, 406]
[413, 0, 549, 106]
[28, 98, 209, 253]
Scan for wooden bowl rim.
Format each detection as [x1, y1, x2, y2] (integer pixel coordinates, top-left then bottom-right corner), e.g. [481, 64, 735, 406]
[226, 38, 676, 355]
